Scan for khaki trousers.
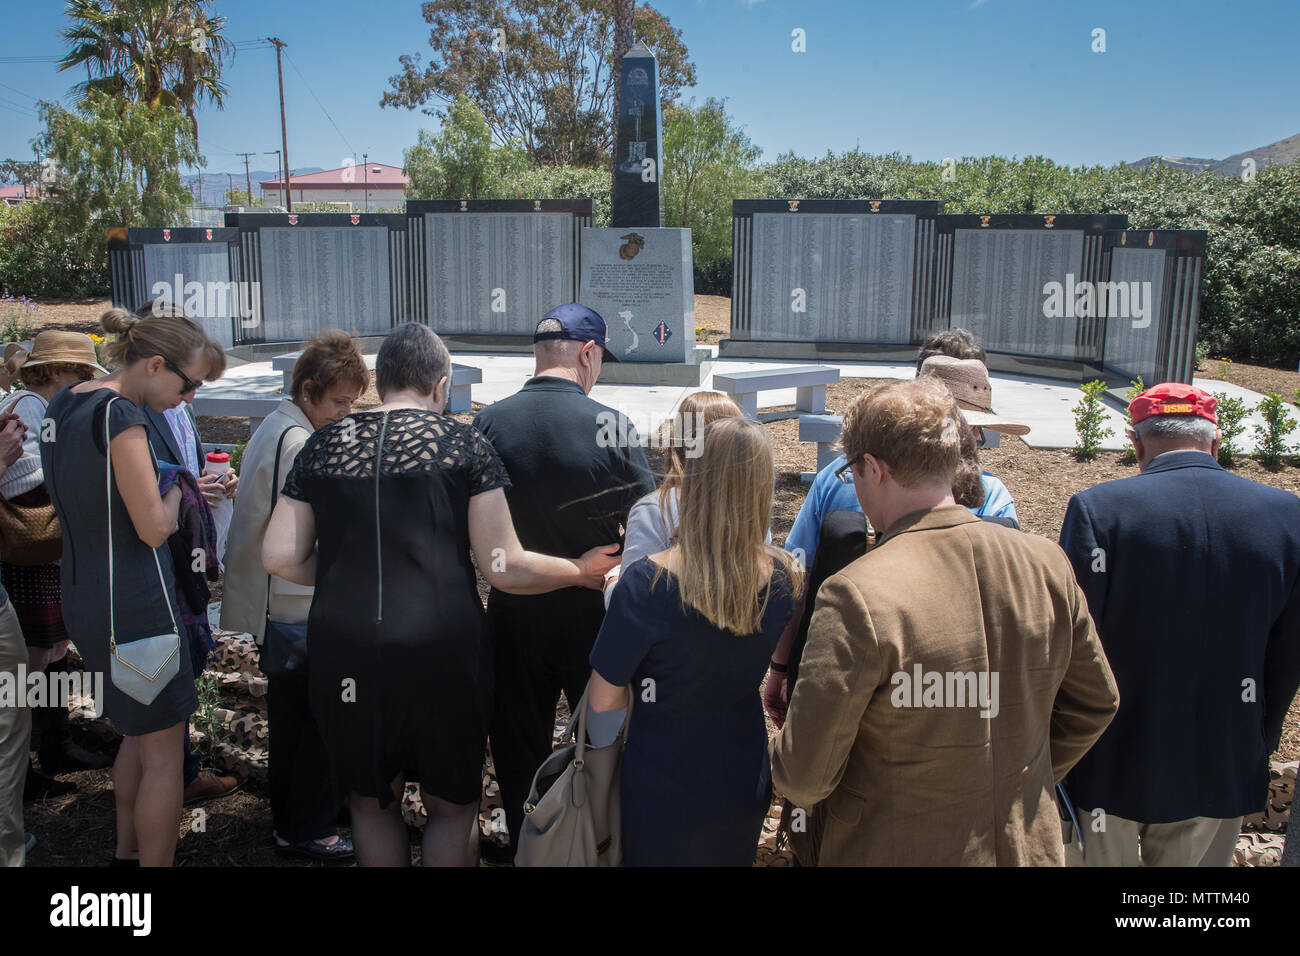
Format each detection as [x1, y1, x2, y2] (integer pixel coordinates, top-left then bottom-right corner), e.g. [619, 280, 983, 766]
[0, 600, 30, 867]
[1066, 810, 1242, 867]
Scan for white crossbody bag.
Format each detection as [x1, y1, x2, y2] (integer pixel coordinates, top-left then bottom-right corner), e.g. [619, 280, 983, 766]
[104, 396, 181, 705]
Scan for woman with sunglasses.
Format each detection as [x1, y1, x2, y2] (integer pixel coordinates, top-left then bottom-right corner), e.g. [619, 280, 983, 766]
[39, 306, 225, 866]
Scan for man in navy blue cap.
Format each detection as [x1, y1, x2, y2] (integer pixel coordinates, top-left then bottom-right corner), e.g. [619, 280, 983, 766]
[473, 303, 653, 860]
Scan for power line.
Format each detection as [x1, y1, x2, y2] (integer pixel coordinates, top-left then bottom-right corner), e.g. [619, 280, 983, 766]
[0, 80, 40, 102]
[283, 50, 355, 157]
[0, 101, 38, 120]
[0, 56, 60, 64]
[0, 94, 37, 114]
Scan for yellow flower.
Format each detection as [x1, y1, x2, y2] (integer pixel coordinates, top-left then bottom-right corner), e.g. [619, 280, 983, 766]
[88, 334, 105, 344]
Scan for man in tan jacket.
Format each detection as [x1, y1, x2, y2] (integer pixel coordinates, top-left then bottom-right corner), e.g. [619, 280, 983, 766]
[771, 378, 1119, 866]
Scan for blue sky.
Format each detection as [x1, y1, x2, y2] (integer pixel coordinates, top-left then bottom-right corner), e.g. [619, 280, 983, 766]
[0, 0, 1295, 181]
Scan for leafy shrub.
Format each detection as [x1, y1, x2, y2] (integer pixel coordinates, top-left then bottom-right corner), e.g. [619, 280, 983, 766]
[0, 202, 109, 298]
[1252, 392, 1297, 469]
[694, 255, 732, 297]
[1212, 393, 1249, 467]
[1073, 379, 1114, 462]
[1121, 377, 1146, 464]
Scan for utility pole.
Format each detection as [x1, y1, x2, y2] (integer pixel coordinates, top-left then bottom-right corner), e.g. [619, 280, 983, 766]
[268, 37, 292, 212]
[236, 151, 256, 205]
[227, 172, 233, 205]
[362, 152, 368, 212]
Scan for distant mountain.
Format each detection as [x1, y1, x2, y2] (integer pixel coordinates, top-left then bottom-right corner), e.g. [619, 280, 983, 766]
[180, 167, 323, 205]
[1128, 133, 1300, 176]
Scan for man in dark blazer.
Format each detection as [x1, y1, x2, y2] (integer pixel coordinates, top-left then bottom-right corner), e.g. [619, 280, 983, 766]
[141, 400, 242, 806]
[1059, 383, 1300, 866]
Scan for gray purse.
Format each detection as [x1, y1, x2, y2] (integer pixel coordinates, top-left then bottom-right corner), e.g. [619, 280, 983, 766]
[104, 396, 181, 705]
[515, 681, 631, 867]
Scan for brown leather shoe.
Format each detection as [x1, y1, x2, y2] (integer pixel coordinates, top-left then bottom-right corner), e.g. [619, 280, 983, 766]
[183, 772, 242, 806]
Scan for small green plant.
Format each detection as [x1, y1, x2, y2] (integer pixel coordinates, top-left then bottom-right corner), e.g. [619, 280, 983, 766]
[0, 294, 39, 342]
[1213, 393, 1249, 467]
[1121, 377, 1146, 464]
[1194, 340, 1210, 371]
[1252, 391, 1297, 469]
[1073, 379, 1114, 462]
[192, 670, 223, 760]
[229, 440, 248, 475]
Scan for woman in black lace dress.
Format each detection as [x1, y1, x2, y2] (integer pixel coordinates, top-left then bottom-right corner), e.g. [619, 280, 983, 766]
[263, 324, 618, 867]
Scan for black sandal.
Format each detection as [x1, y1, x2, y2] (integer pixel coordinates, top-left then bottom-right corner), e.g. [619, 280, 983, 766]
[274, 836, 355, 862]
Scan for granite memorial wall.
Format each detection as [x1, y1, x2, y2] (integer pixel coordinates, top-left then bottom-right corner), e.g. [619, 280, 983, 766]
[1098, 230, 1206, 385]
[406, 199, 591, 337]
[729, 202, 1205, 384]
[110, 201, 592, 346]
[108, 227, 246, 347]
[730, 200, 943, 345]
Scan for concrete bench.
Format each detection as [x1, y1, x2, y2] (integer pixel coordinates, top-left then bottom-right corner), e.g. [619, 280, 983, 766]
[712, 365, 839, 419]
[798, 414, 844, 483]
[272, 352, 482, 413]
[192, 391, 283, 435]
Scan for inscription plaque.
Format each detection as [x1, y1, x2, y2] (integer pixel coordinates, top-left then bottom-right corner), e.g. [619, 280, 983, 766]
[750, 212, 915, 343]
[951, 228, 1084, 359]
[424, 213, 572, 335]
[579, 227, 692, 363]
[1104, 247, 1166, 383]
[142, 244, 237, 346]
[259, 227, 390, 340]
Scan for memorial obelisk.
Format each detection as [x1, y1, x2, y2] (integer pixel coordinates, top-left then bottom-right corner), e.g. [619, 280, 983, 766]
[580, 39, 702, 379]
[610, 40, 662, 228]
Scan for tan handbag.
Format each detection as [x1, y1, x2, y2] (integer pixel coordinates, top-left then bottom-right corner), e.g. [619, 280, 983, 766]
[0, 391, 60, 565]
[514, 682, 631, 867]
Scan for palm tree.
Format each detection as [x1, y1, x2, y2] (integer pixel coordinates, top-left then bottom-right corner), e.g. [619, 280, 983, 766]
[58, 0, 232, 141]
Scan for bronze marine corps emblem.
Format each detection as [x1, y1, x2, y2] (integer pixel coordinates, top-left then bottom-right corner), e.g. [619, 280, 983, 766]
[619, 233, 645, 260]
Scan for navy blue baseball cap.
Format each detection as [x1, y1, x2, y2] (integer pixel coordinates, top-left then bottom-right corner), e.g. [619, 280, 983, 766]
[534, 302, 619, 362]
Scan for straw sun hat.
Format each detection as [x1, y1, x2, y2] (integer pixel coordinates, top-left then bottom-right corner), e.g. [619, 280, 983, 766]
[918, 355, 1030, 437]
[2, 330, 109, 390]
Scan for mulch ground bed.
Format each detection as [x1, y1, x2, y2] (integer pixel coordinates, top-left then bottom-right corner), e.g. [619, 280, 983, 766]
[1200, 358, 1300, 400]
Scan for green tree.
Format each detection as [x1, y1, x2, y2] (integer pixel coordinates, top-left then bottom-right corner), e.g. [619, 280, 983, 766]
[224, 188, 263, 207]
[0, 159, 41, 192]
[382, 0, 696, 166]
[404, 96, 530, 199]
[662, 97, 761, 293]
[58, 0, 233, 141]
[37, 91, 198, 226]
[0, 92, 199, 297]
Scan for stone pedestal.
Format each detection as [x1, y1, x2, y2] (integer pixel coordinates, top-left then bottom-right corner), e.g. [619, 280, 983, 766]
[580, 226, 694, 365]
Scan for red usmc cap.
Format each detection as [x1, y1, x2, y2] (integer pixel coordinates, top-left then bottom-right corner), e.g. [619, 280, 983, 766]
[1129, 383, 1218, 426]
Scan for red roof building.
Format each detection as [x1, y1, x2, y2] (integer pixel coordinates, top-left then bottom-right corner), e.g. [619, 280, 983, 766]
[260, 162, 408, 211]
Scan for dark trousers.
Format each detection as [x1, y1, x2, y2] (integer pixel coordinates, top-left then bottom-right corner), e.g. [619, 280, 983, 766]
[183, 630, 209, 789]
[267, 670, 337, 843]
[487, 589, 606, 853]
